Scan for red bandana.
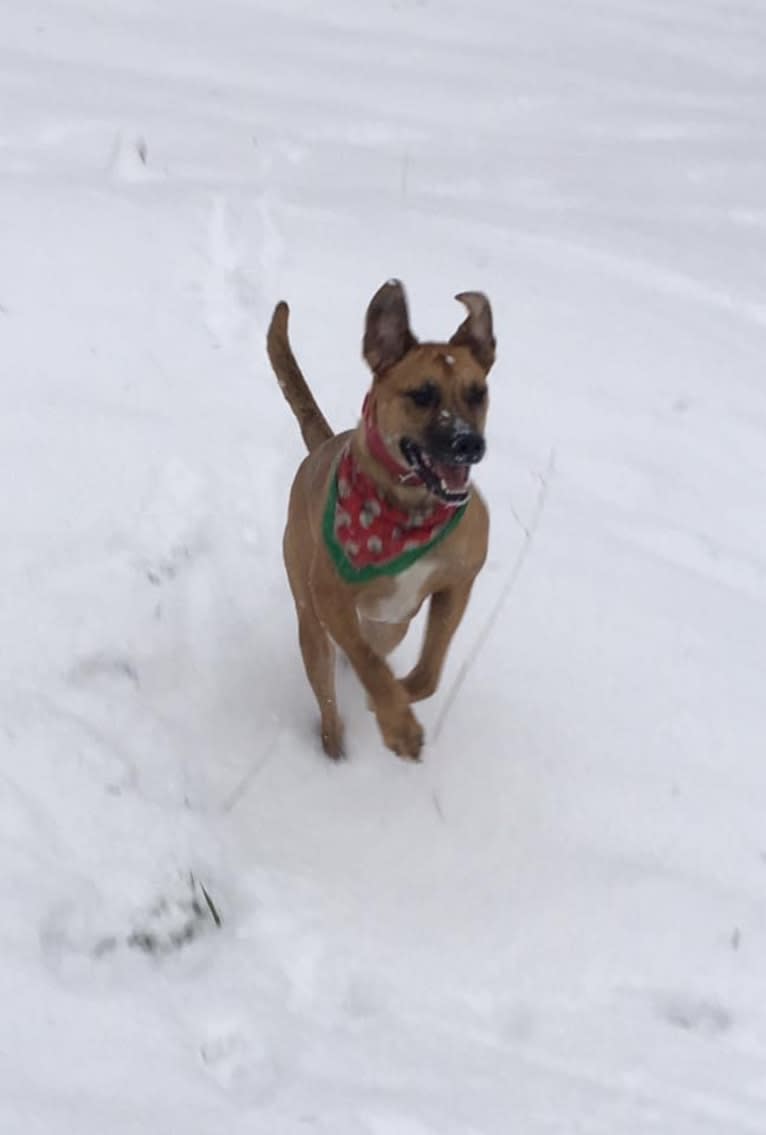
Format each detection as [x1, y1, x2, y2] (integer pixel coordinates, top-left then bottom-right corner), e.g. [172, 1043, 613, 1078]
[323, 443, 467, 583]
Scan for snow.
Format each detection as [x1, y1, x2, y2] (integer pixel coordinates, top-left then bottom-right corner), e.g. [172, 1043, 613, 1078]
[2, 0, 766, 1130]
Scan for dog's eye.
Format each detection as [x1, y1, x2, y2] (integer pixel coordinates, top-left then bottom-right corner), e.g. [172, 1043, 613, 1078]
[407, 382, 440, 409]
[465, 383, 487, 408]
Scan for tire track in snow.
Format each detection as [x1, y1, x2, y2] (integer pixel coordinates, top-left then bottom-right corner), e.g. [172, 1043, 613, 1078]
[510, 229, 766, 332]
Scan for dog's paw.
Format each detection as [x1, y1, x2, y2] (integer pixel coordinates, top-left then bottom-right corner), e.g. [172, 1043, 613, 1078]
[320, 716, 345, 761]
[378, 705, 424, 761]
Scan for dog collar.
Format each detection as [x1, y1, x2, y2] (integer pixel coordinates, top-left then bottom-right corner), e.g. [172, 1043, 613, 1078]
[323, 444, 467, 583]
[362, 393, 422, 486]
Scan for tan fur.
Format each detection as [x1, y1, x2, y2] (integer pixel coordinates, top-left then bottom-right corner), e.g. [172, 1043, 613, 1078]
[267, 301, 332, 452]
[267, 282, 493, 760]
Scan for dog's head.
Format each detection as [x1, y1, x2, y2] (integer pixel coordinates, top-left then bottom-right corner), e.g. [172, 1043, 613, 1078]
[362, 279, 495, 504]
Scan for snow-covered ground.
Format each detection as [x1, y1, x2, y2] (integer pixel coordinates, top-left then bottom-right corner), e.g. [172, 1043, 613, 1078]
[2, 1, 766, 1130]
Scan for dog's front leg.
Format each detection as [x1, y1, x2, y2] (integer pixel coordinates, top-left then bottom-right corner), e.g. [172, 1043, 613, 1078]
[314, 583, 423, 760]
[402, 581, 474, 703]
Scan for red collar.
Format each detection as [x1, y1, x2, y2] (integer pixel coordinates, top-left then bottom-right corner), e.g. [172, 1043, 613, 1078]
[362, 393, 421, 486]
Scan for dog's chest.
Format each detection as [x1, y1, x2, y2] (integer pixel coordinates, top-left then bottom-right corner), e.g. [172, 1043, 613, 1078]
[356, 559, 436, 624]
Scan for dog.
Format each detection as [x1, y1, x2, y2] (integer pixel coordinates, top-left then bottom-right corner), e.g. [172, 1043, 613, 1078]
[266, 279, 494, 760]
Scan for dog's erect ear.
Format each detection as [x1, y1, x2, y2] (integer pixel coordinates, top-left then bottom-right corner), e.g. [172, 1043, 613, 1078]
[363, 279, 417, 376]
[450, 291, 496, 371]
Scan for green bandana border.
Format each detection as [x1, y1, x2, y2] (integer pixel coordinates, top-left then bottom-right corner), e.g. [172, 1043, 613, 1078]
[322, 460, 468, 584]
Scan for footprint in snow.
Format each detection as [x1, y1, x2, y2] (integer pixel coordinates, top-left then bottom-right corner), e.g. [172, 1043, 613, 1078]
[199, 1022, 278, 1104]
[41, 872, 222, 977]
[658, 993, 732, 1038]
[203, 195, 270, 349]
[108, 133, 155, 184]
[363, 1114, 438, 1135]
[132, 459, 212, 586]
[67, 651, 140, 689]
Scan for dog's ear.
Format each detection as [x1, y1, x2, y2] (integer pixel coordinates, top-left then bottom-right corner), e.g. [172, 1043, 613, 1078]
[363, 279, 417, 376]
[450, 292, 495, 371]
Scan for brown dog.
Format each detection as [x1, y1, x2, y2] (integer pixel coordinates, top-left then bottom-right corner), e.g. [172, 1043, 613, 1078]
[266, 280, 494, 760]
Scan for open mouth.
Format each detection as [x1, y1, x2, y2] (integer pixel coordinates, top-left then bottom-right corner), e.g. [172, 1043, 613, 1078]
[399, 438, 472, 505]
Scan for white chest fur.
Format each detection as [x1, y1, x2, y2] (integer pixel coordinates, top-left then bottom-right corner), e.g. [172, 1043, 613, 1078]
[357, 559, 436, 625]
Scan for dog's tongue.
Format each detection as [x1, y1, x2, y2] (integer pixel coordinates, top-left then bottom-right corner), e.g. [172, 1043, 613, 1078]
[433, 461, 470, 492]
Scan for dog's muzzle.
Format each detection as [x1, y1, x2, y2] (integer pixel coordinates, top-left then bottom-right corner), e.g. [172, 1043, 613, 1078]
[400, 421, 485, 506]
[427, 423, 486, 466]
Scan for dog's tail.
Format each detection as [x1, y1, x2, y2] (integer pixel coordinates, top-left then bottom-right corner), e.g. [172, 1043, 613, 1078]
[266, 302, 333, 453]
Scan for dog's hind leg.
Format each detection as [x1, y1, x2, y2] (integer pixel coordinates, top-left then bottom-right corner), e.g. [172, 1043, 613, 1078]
[297, 606, 345, 759]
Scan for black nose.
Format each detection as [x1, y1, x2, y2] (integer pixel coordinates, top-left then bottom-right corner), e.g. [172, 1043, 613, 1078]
[450, 431, 486, 465]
